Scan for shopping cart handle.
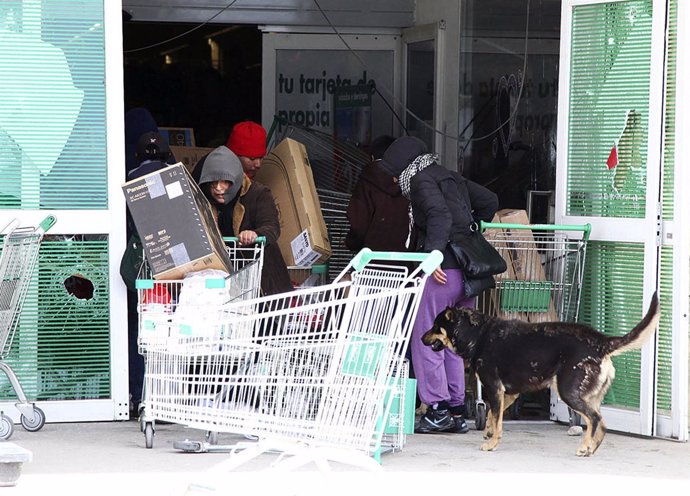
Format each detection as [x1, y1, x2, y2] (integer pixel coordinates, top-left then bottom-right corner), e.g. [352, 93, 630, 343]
[223, 236, 266, 245]
[38, 215, 57, 234]
[479, 221, 591, 241]
[350, 248, 443, 275]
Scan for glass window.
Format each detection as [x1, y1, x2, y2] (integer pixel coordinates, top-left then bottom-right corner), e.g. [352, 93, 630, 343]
[458, 1, 561, 220]
[0, 0, 107, 209]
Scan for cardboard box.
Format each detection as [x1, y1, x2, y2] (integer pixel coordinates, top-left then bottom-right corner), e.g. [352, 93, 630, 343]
[169, 146, 212, 175]
[159, 127, 195, 147]
[255, 138, 331, 266]
[122, 162, 232, 280]
[491, 209, 558, 322]
[481, 215, 527, 320]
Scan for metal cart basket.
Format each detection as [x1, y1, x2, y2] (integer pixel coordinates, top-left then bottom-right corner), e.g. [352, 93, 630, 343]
[0, 215, 56, 440]
[143, 249, 441, 471]
[136, 237, 265, 444]
[472, 221, 591, 430]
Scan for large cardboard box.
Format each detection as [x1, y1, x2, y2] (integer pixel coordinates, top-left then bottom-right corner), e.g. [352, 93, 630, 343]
[122, 162, 232, 280]
[483, 215, 528, 321]
[255, 138, 331, 266]
[492, 209, 558, 322]
[169, 146, 212, 175]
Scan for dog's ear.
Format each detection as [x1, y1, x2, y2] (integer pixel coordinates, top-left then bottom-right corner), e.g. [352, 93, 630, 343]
[444, 307, 454, 321]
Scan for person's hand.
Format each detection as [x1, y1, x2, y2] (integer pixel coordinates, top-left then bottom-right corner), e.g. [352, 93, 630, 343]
[238, 230, 258, 246]
[432, 267, 447, 284]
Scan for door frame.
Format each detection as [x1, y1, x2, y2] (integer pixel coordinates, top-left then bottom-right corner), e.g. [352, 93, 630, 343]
[553, 0, 673, 437]
[401, 22, 447, 159]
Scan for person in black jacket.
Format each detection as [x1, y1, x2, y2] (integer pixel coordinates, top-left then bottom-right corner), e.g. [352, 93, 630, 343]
[123, 131, 173, 417]
[378, 135, 499, 434]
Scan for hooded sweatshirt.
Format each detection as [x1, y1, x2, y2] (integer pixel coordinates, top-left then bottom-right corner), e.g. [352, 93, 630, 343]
[345, 161, 410, 252]
[378, 136, 428, 178]
[197, 145, 244, 204]
[194, 147, 293, 295]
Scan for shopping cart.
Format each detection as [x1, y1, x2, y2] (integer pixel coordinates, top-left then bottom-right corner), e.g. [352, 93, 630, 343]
[471, 221, 591, 430]
[143, 249, 441, 471]
[136, 237, 265, 446]
[0, 215, 56, 440]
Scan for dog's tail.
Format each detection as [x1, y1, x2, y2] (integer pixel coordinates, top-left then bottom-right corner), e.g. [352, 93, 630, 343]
[607, 291, 660, 357]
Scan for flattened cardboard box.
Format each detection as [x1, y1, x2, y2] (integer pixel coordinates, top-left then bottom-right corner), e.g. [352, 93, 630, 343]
[256, 138, 331, 266]
[122, 162, 232, 280]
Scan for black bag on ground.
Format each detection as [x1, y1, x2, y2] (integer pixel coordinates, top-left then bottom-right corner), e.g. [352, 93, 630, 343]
[449, 226, 507, 278]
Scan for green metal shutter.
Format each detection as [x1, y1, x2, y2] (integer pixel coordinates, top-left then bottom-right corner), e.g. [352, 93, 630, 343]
[567, 1, 653, 219]
[568, 0, 655, 411]
[655, 0, 677, 415]
[580, 241, 645, 407]
[657, 246, 673, 412]
[0, 1, 111, 404]
[0, 1, 107, 210]
[1, 238, 111, 401]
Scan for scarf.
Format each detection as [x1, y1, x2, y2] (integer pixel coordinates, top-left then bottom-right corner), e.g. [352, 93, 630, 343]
[398, 153, 437, 247]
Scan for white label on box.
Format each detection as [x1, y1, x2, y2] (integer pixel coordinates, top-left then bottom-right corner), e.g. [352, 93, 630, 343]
[169, 243, 191, 265]
[145, 175, 166, 199]
[165, 181, 184, 199]
[291, 229, 321, 266]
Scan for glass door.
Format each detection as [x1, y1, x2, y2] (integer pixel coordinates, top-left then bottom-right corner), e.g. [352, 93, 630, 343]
[554, 0, 682, 438]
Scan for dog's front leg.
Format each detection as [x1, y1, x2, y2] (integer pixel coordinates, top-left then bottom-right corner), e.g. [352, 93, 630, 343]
[484, 409, 494, 439]
[480, 390, 504, 451]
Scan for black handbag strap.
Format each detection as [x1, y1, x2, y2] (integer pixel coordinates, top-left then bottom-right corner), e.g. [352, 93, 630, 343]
[455, 183, 478, 236]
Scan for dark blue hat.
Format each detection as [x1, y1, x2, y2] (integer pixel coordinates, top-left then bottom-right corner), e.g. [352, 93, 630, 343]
[378, 136, 427, 177]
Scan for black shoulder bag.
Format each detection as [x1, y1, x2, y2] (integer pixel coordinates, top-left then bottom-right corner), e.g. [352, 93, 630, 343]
[449, 197, 507, 298]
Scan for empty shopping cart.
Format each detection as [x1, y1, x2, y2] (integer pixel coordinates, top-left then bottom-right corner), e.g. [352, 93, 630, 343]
[0, 215, 57, 440]
[144, 249, 441, 471]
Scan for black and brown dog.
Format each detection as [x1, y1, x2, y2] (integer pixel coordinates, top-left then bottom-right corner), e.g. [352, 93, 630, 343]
[421, 291, 660, 456]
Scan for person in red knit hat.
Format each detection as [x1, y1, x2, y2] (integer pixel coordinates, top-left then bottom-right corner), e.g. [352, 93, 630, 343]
[226, 121, 267, 180]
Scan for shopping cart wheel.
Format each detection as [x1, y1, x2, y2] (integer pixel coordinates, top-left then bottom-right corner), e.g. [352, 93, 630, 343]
[174, 439, 205, 453]
[0, 413, 14, 440]
[20, 406, 45, 432]
[205, 431, 219, 445]
[144, 422, 154, 449]
[474, 401, 487, 431]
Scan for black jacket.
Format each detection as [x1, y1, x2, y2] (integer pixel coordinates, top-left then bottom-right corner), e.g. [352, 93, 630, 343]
[409, 164, 498, 269]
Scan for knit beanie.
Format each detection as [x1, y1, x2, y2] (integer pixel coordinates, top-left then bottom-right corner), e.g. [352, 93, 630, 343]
[198, 146, 244, 204]
[226, 121, 267, 158]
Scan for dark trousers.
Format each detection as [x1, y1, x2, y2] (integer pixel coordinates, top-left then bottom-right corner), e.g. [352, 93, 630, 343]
[127, 290, 144, 406]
